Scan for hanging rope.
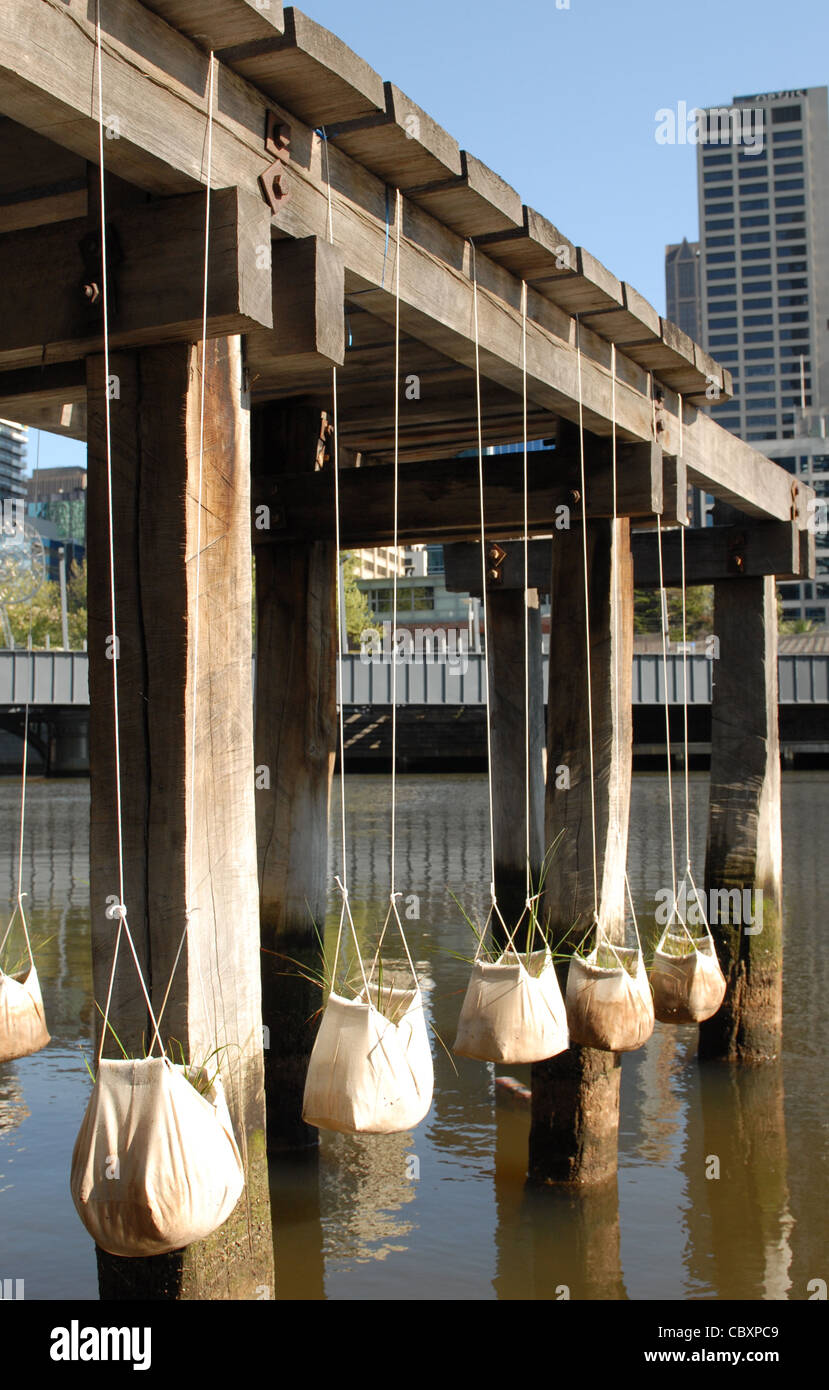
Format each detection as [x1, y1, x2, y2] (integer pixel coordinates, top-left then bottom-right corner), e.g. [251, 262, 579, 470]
[94, 2, 164, 1067]
[0, 433, 41, 975]
[575, 321, 600, 924]
[521, 282, 533, 915]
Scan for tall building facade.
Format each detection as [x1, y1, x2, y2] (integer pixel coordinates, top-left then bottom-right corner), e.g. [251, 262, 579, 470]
[697, 87, 829, 624]
[665, 239, 702, 340]
[0, 420, 27, 503]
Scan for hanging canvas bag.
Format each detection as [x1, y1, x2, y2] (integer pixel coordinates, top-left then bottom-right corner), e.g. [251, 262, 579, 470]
[454, 944, 569, 1064]
[649, 873, 726, 1024]
[302, 885, 434, 1136]
[0, 906, 50, 1065]
[70, 1055, 244, 1258]
[566, 937, 654, 1053]
[303, 980, 433, 1135]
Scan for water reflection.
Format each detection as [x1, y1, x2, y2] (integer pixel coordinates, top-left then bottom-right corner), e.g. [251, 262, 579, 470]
[1, 772, 827, 1300]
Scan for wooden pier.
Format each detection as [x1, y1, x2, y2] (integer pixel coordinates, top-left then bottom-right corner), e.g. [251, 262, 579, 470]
[0, 0, 816, 1294]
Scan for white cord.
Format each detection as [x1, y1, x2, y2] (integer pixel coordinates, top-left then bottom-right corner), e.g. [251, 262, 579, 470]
[575, 322, 599, 919]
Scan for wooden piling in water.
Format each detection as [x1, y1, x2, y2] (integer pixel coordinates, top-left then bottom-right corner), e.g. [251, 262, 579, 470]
[86, 339, 273, 1299]
[530, 517, 633, 1186]
[253, 404, 338, 1150]
[701, 538, 784, 1063]
[487, 588, 546, 941]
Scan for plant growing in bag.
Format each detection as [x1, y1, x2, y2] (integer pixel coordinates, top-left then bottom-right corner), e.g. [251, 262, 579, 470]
[649, 876, 727, 1024]
[300, 884, 435, 1136]
[452, 842, 571, 1066]
[566, 920, 655, 1054]
[0, 908, 51, 1065]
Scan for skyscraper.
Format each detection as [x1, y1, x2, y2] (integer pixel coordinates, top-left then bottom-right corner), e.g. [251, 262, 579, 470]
[0, 419, 27, 504]
[697, 87, 829, 624]
[665, 239, 702, 341]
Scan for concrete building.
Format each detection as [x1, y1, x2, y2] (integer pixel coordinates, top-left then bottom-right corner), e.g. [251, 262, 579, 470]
[0, 419, 27, 503]
[697, 87, 829, 624]
[665, 239, 702, 341]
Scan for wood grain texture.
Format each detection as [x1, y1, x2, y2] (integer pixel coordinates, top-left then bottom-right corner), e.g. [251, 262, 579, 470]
[0, 186, 272, 369]
[702, 555, 783, 1062]
[86, 338, 272, 1298]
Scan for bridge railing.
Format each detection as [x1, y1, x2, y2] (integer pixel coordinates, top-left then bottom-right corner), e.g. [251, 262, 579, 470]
[1, 649, 827, 707]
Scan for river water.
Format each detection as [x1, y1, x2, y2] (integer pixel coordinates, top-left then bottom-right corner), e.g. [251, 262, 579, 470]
[0, 773, 826, 1300]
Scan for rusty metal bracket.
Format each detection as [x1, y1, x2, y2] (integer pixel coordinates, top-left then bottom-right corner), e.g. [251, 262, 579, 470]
[486, 542, 508, 586]
[259, 112, 291, 213]
[78, 224, 122, 313]
[727, 529, 747, 576]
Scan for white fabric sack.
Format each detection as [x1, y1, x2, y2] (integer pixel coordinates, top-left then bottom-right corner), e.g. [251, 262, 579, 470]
[70, 1056, 244, 1258]
[454, 948, 569, 1064]
[302, 982, 433, 1135]
[0, 964, 50, 1064]
[566, 946, 654, 1052]
[650, 930, 726, 1024]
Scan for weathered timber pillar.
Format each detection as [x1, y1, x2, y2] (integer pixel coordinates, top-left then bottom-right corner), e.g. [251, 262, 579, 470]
[487, 588, 545, 941]
[253, 404, 337, 1150]
[86, 340, 273, 1300]
[700, 519, 783, 1062]
[530, 518, 634, 1185]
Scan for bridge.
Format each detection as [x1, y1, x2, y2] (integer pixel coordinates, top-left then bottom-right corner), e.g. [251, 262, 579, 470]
[2, 644, 826, 773]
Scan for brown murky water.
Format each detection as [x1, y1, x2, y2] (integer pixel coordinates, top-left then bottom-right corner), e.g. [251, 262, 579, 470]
[0, 773, 826, 1300]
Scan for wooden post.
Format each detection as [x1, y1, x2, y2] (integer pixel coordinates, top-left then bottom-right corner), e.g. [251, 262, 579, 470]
[701, 507, 783, 1062]
[530, 518, 634, 1186]
[253, 404, 338, 1150]
[86, 339, 273, 1300]
[486, 588, 545, 941]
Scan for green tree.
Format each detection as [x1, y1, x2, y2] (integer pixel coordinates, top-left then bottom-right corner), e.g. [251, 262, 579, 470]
[342, 552, 375, 650]
[634, 585, 713, 641]
[5, 557, 88, 649]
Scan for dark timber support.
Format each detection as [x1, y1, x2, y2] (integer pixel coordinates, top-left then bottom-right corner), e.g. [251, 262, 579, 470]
[253, 404, 337, 1150]
[487, 588, 545, 941]
[701, 504, 784, 1062]
[86, 340, 273, 1299]
[530, 518, 634, 1186]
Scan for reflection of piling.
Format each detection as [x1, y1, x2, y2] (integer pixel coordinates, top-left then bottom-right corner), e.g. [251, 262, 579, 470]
[684, 1062, 793, 1299]
[495, 1089, 626, 1299]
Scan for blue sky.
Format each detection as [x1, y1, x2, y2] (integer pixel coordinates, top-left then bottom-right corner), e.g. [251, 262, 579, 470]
[30, 0, 827, 472]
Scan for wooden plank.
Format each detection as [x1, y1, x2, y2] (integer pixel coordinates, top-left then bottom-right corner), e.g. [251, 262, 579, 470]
[247, 234, 344, 392]
[86, 338, 272, 1298]
[403, 151, 523, 238]
[0, 187, 272, 370]
[143, 0, 285, 49]
[702, 507, 783, 1062]
[253, 403, 336, 1152]
[446, 519, 809, 594]
[0, 186, 272, 369]
[252, 442, 663, 548]
[531, 518, 634, 1185]
[325, 82, 462, 189]
[0, 0, 807, 520]
[216, 7, 385, 126]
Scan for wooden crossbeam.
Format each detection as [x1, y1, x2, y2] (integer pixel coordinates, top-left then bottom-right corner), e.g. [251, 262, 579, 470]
[251, 442, 663, 547]
[443, 522, 813, 595]
[0, 0, 813, 524]
[247, 235, 344, 391]
[0, 186, 272, 369]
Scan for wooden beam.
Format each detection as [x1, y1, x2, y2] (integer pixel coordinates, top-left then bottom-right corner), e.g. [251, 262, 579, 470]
[86, 338, 272, 1298]
[0, 362, 87, 438]
[246, 235, 344, 392]
[0, 187, 272, 370]
[143, 0, 285, 50]
[445, 520, 812, 595]
[0, 0, 812, 522]
[252, 442, 663, 547]
[326, 82, 463, 189]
